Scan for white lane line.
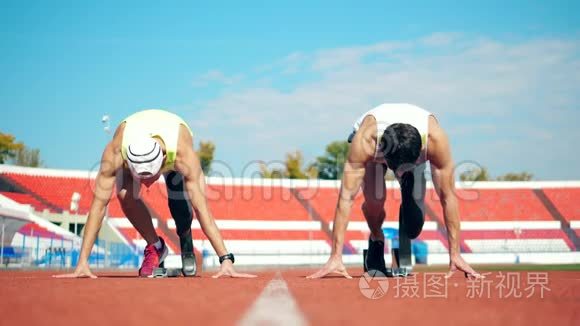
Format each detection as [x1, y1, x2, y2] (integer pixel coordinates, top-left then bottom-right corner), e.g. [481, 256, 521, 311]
[238, 271, 308, 326]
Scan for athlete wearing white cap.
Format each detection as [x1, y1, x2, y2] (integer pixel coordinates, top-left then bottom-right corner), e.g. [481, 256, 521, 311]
[125, 138, 164, 180]
[57, 109, 255, 279]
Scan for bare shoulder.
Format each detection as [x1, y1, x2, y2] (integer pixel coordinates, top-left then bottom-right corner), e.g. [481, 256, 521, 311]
[428, 115, 446, 144]
[427, 116, 452, 168]
[109, 122, 126, 150]
[97, 122, 125, 174]
[358, 115, 377, 139]
[100, 142, 123, 177]
[174, 124, 197, 175]
[177, 124, 194, 154]
[349, 115, 376, 163]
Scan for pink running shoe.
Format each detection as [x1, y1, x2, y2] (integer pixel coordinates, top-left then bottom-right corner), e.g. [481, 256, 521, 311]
[139, 237, 168, 277]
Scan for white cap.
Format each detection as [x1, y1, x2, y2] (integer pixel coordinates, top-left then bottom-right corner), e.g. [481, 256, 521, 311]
[126, 138, 163, 180]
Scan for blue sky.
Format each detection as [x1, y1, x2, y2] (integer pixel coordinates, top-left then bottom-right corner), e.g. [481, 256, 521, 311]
[1, 1, 579, 179]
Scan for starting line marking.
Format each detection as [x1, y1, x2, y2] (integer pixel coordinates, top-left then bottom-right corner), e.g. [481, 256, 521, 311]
[238, 271, 308, 326]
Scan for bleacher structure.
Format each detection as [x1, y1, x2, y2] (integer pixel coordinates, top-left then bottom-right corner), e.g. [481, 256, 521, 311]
[0, 165, 578, 268]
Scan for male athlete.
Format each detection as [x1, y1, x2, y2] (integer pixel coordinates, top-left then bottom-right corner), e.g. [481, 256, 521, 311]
[57, 109, 255, 278]
[308, 103, 481, 279]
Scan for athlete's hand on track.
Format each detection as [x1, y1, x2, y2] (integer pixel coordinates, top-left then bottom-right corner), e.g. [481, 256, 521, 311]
[212, 260, 257, 278]
[447, 254, 483, 279]
[306, 255, 352, 279]
[53, 262, 97, 279]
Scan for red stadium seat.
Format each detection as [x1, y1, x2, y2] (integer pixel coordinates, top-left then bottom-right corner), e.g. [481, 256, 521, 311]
[2, 168, 578, 257]
[542, 188, 580, 223]
[0, 191, 52, 212]
[426, 188, 553, 221]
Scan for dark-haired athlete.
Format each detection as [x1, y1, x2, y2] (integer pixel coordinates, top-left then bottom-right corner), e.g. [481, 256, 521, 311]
[308, 103, 481, 279]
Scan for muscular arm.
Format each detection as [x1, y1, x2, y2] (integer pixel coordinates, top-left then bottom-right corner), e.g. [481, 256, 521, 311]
[332, 161, 365, 255]
[307, 117, 377, 279]
[174, 127, 255, 278]
[174, 127, 227, 257]
[331, 117, 376, 256]
[428, 119, 481, 278]
[428, 120, 461, 256]
[55, 125, 125, 278]
[79, 141, 123, 263]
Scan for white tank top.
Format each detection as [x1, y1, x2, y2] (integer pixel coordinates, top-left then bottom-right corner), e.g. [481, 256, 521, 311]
[352, 103, 434, 164]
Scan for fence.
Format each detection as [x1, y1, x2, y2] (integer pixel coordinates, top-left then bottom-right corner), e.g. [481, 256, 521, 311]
[2, 232, 578, 269]
[1, 234, 142, 269]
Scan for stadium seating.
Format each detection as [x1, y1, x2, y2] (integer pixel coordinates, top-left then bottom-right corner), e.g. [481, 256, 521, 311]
[0, 172, 126, 217]
[18, 222, 66, 240]
[1, 166, 578, 265]
[139, 182, 330, 255]
[0, 192, 52, 212]
[542, 188, 580, 223]
[141, 183, 313, 221]
[297, 187, 402, 222]
[425, 188, 553, 221]
[461, 229, 573, 253]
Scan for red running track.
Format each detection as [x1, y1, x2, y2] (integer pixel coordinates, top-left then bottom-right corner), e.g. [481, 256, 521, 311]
[0, 269, 578, 325]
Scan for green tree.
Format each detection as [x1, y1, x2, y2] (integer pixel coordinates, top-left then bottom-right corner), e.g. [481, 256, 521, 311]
[259, 163, 285, 179]
[11, 147, 43, 167]
[0, 132, 24, 164]
[197, 141, 215, 174]
[285, 151, 318, 179]
[460, 166, 534, 182]
[315, 141, 349, 180]
[459, 167, 491, 181]
[496, 172, 533, 181]
[260, 150, 317, 179]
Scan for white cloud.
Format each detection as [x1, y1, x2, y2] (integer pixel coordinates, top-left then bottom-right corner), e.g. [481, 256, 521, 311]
[192, 69, 243, 87]
[312, 41, 408, 71]
[255, 52, 308, 75]
[180, 33, 580, 179]
[421, 32, 462, 47]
